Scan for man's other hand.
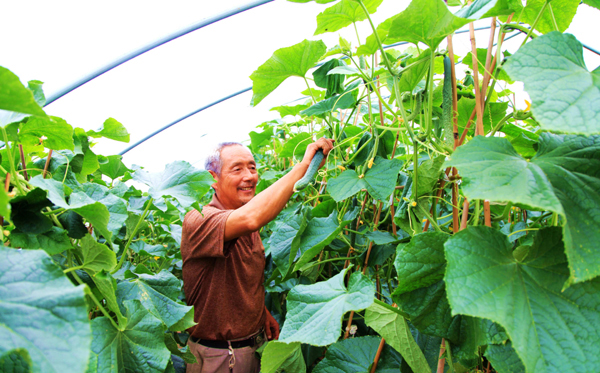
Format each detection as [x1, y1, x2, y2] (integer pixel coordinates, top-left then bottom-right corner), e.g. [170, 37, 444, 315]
[264, 307, 280, 340]
[301, 138, 334, 169]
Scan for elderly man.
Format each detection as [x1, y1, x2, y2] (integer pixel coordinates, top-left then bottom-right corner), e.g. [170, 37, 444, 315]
[180, 138, 334, 373]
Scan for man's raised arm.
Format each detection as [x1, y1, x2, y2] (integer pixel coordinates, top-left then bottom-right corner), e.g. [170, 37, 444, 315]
[224, 138, 333, 241]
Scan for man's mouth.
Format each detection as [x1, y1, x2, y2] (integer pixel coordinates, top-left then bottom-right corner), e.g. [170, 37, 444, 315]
[239, 186, 254, 191]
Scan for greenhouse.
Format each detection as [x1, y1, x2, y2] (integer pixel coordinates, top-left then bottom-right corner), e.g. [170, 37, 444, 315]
[1, 0, 599, 372]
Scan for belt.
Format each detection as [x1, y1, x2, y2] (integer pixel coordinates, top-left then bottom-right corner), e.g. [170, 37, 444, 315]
[190, 332, 263, 349]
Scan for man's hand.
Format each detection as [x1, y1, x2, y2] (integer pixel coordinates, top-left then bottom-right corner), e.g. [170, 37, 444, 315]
[300, 137, 334, 169]
[264, 307, 280, 340]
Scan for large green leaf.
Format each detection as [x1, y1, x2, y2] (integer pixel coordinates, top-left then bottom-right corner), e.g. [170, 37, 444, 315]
[87, 118, 130, 142]
[300, 81, 360, 117]
[328, 156, 402, 201]
[116, 270, 195, 331]
[295, 207, 359, 271]
[392, 49, 432, 94]
[386, 0, 470, 48]
[98, 155, 130, 180]
[444, 227, 600, 373]
[10, 227, 72, 255]
[91, 300, 170, 373]
[393, 232, 448, 295]
[0, 66, 46, 117]
[521, 0, 578, 34]
[78, 235, 116, 275]
[314, 0, 384, 35]
[485, 343, 525, 373]
[270, 209, 309, 277]
[10, 188, 52, 234]
[412, 156, 445, 198]
[0, 246, 91, 372]
[445, 134, 600, 284]
[20, 116, 74, 150]
[76, 183, 128, 237]
[29, 176, 113, 241]
[261, 342, 306, 373]
[270, 103, 311, 118]
[249, 126, 274, 152]
[455, 0, 523, 19]
[279, 132, 312, 158]
[92, 270, 127, 327]
[132, 161, 214, 212]
[583, 0, 600, 9]
[503, 32, 600, 135]
[313, 336, 402, 373]
[280, 268, 374, 346]
[365, 303, 430, 373]
[250, 40, 327, 106]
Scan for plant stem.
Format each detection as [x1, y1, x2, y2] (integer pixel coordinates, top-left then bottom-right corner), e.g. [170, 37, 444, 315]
[112, 197, 153, 273]
[520, 1, 549, 48]
[303, 77, 317, 104]
[468, 21, 484, 136]
[425, 50, 435, 136]
[1, 127, 26, 195]
[370, 338, 386, 373]
[417, 203, 445, 233]
[353, 22, 361, 45]
[356, 0, 394, 75]
[437, 338, 446, 373]
[548, 3, 559, 31]
[63, 265, 84, 273]
[83, 286, 121, 330]
[18, 144, 28, 181]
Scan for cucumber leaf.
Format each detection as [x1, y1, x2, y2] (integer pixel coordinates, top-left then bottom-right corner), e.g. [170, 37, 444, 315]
[116, 270, 195, 331]
[280, 268, 374, 346]
[250, 40, 327, 106]
[260, 342, 305, 373]
[91, 300, 170, 373]
[387, 0, 470, 48]
[132, 161, 214, 212]
[0, 66, 46, 117]
[444, 227, 600, 373]
[87, 118, 130, 142]
[364, 303, 430, 373]
[314, 0, 384, 35]
[20, 116, 74, 151]
[521, 0, 579, 34]
[504, 32, 600, 135]
[455, 0, 523, 20]
[445, 134, 600, 284]
[0, 246, 91, 373]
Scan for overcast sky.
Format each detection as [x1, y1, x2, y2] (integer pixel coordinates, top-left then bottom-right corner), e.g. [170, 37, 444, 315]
[2, 0, 599, 172]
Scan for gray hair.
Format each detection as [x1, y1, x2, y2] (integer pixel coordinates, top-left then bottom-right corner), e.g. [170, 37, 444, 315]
[204, 142, 244, 175]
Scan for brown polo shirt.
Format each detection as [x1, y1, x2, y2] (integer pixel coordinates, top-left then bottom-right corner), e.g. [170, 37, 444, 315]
[180, 194, 266, 341]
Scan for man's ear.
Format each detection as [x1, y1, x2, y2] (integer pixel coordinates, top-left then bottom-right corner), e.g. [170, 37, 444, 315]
[208, 170, 219, 190]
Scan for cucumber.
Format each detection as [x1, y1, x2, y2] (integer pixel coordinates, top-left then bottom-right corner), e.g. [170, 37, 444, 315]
[442, 55, 454, 149]
[293, 150, 324, 192]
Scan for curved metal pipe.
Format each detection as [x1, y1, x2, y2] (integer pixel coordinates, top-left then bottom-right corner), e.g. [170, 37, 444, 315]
[45, 0, 274, 106]
[119, 87, 252, 155]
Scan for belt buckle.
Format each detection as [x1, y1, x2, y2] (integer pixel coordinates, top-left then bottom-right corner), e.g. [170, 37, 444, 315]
[254, 333, 265, 346]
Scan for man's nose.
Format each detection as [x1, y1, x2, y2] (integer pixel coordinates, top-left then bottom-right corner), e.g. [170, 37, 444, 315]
[241, 168, 255, 180]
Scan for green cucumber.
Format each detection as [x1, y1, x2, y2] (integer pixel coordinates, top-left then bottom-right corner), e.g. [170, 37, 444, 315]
[293, 150, 324, 192]
[442, 55, 454, 149]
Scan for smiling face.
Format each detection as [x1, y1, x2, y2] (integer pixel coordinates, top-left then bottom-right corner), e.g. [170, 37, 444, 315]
[209, 145, 258, 210]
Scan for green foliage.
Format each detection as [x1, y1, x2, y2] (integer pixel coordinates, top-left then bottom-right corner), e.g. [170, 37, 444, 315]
[0, 246, 91, 372]
[250, 39, 327, 106]
[445, 227, 600, 373]
[504, 32, 600, 135]
[3, 1, 600, 372]
[280, 268, 374, 346]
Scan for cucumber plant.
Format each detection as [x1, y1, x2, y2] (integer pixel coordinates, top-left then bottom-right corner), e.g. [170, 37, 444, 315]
[1, 0, 600, 372]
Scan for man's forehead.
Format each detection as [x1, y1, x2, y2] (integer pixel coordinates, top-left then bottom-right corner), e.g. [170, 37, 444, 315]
[221, 145, 255, 164]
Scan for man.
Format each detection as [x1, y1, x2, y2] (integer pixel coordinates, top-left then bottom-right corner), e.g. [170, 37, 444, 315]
[180, 138, 334, 373]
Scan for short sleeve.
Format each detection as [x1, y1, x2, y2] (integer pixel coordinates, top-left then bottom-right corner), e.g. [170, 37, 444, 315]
[181, 207, 234, 259]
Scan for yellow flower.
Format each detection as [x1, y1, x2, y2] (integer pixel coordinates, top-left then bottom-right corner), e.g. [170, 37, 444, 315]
[411, 201, 417, 207]
[368, 158, 374, 169]
[154, 256, 160, 260]
[337, 165, 346, 171]
[524, 100, 531, 112]
[358, 174, 364, 179]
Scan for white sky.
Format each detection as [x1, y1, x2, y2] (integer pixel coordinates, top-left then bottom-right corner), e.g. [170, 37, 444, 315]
[2, 0, 599, 172]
